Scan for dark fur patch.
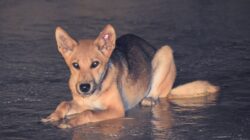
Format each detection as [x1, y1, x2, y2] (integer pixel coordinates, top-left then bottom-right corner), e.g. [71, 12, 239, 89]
[112, 34, 156, 80]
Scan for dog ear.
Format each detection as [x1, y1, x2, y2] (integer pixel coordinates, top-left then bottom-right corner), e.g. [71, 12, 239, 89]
[55, 26, 78, 57]
[94, 24, 116, 58]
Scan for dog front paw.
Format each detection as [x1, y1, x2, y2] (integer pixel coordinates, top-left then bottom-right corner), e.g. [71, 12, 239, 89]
[41, 117, 56, 123]
[41, 114, 62, 123]
[58, 123, 72, 129]
[41, 117, 51, 123]
[140, 97, 158, 107]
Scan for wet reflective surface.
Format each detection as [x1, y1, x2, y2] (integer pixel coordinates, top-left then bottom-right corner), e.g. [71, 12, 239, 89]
[1, 0, 250, 139]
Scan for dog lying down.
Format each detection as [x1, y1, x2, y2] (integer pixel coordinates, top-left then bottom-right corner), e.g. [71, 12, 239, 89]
[41, 24, 219, 128]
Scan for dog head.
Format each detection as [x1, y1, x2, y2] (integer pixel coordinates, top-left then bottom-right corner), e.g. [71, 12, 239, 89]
[55, 24, 116, 97]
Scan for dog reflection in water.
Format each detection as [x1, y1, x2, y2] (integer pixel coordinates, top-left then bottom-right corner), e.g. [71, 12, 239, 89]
[71, 95, 217, 140]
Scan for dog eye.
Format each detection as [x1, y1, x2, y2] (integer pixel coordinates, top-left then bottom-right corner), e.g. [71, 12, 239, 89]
[90, 61, 99, 69]
[72, 62, 80, 69]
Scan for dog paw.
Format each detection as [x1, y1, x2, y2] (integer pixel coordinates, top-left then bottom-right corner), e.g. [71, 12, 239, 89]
[41, 115, 60, 123]
[140, 97, 158, 107]
[58, 123, 72, 129]
[41, 117, 50, 123]
[41, 116, 57, 123]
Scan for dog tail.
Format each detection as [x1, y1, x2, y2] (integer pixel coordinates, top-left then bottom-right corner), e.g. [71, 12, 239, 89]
[168, 80, 220, 99]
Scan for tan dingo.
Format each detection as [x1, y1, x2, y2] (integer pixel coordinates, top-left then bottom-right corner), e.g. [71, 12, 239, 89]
[42, 24, 219, 128]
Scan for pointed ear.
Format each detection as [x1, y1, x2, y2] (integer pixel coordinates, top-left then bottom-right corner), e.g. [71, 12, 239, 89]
[55, 26, 78, 57]
[94, 24, 116, 58]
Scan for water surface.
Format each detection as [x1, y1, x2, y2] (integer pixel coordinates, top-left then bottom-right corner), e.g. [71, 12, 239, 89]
[0, 0, 250, 139]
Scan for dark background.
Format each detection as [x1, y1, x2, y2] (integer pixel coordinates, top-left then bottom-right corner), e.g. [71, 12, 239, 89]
[0, 0, 250, 139]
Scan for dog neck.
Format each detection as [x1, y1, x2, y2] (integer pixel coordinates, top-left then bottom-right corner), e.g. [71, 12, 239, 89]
[96, 60, 113, 93]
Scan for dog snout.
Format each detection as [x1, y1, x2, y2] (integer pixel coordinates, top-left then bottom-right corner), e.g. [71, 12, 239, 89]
[79, 83, 91, 93]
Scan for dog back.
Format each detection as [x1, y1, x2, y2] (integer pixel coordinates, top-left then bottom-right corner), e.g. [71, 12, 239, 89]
[111, 34, 157, 109]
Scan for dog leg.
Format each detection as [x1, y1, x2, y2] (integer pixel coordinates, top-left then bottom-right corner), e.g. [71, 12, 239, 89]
[41, 101, 85, 123]
[141, 46, 176, 106]
[41, 101, 71, 123]
[58, 109, 124, 129]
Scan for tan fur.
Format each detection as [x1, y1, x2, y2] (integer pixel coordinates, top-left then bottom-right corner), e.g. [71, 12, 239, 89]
[168, 80, 220, 99]
[41, 24, 219, 128]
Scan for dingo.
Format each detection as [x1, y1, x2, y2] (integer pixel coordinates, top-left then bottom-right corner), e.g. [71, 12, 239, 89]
[42, 24, 219, 128]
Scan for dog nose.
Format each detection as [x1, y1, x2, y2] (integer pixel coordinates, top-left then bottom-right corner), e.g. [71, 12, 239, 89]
[79, 83, 91, 93]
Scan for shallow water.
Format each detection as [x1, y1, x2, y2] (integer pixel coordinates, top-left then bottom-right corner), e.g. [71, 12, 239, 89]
[1, 0, 250, 139]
